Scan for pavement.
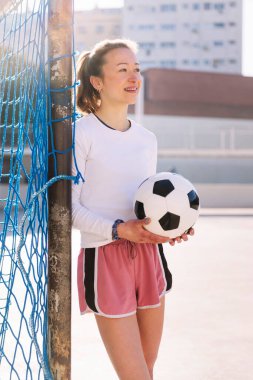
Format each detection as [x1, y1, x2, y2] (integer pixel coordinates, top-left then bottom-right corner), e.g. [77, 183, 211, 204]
[71, 210, 253, 380]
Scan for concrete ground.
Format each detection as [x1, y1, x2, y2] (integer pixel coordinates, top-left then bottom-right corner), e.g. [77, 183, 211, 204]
[71, 210, 253, 380]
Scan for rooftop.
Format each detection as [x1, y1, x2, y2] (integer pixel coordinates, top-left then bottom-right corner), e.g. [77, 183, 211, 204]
[142, 69, 253, 119]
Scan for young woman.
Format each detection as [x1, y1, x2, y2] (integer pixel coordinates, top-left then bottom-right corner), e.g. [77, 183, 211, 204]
[72, 39, 194, 380]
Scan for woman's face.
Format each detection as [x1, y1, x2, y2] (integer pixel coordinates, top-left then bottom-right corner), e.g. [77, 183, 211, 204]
[98, 47, 142, 106]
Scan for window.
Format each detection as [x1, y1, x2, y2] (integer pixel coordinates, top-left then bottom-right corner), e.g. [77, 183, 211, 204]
[138, 24, 155, 31]
[213, 58, 225, 67]
[229, 22, 236, 27]
[160, 4, 177, 12]
[182, 59, 189, 65]
[161, 24, 176, 31]
[160, 42, 176, 48]
[193, 3, 200, 10]
[214, 22, 225, 28]
[182, 3, 189, 9]
[228, 40, 236, 45]
[214, 3, 225, 11]
[202, 44, 210, 51]
[112, 25, 121, 35]
[228, 59, 237, 64]
[204, 2, 211, 10]
[95, 25, 104, 33]
[192, 26, 199, 34]
[141, 61, 156, 68]
[192, 59, 199, 66]
[214, 41, 224, 46]
[139, 42, 155, 49]
[229, 1, 236, 7]
[160, 60, 176, 68]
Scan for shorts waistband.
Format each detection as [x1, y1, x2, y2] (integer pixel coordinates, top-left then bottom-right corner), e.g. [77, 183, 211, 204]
[107, 239, 133, 247]
[104, 239, 137, 259]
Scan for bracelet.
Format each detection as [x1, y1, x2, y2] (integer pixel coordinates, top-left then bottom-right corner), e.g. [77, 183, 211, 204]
[112, 219, 124, 240]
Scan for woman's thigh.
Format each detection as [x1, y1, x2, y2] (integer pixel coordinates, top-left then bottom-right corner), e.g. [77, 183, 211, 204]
[95, 313, 151, 380]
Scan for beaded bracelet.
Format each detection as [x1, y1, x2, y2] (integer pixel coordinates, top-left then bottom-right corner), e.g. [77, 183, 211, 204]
[112, 219, 124, 240]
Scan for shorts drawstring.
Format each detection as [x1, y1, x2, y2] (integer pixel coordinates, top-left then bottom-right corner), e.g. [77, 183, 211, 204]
[126, 240, 137, 260]
[103, 239, 138, 259]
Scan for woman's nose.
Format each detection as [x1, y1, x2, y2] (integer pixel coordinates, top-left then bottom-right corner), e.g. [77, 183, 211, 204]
[128, 72, 140, 82]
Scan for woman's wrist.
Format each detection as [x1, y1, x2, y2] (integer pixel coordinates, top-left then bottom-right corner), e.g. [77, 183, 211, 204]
[112, 219, 124, 240]
[116, 221, 126, 239]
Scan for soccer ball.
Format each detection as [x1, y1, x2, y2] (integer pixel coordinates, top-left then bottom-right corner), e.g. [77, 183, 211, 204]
[133, 172, 200, 238]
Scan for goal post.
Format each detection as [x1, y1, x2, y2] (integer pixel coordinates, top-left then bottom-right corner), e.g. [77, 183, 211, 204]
[47, 0, 73, 378]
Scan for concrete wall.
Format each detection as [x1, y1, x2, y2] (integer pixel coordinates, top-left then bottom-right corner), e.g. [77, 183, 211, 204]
[196, 183, 253, 208]
[139, 114, 253, 150]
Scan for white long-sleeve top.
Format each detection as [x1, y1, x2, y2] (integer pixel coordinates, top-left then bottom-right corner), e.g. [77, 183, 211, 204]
[72, 113, 157, 248]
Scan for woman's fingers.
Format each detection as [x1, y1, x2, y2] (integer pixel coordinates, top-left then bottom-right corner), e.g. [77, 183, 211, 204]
[188, 227, 195, 236]
[173, 227, 195, 244]
[181, 233, 188, 241]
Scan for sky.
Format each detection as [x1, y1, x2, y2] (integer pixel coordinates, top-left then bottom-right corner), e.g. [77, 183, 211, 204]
[74, 0, 253, 77]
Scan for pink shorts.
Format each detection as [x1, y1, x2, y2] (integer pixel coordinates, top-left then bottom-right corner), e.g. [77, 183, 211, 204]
[77, 239, 172, 318]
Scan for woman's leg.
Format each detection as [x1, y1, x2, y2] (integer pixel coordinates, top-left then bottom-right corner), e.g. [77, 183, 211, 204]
[136, 296, 165, 379]
[95, 313, 152, 380]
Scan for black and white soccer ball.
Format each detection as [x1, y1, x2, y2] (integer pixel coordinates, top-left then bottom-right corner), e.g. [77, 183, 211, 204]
[133, 172, 200, 238]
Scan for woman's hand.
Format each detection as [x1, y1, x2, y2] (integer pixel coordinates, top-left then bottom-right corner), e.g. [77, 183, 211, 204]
[117, 218, 195, 245]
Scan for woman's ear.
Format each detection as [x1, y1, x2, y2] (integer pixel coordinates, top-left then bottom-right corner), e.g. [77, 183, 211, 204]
[90, 76, 102, 92]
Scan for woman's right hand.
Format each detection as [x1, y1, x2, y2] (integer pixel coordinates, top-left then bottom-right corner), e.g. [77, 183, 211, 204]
[117, 218, 174, 245]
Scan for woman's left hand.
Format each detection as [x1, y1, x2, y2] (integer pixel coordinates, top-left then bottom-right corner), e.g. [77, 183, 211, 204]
[168, 227, 195, 246]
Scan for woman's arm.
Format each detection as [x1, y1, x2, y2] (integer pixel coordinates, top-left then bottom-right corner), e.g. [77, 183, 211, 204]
[72, 126, 114, 239]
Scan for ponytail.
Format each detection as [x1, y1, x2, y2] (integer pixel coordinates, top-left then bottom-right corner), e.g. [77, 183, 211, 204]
[76, 51, 100, 114]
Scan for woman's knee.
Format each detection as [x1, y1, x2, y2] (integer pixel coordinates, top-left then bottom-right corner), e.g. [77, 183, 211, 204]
[144, 351, 158, 373]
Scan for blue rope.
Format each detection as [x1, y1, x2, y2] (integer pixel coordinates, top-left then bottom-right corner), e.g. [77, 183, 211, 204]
[16, 175, 75, 380]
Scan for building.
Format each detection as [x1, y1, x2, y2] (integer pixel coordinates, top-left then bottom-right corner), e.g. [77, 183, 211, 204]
[74, 7, 122, 51]
[123, 0, 243, 73]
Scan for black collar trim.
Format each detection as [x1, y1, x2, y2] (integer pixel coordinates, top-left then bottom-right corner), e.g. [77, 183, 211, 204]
[94, 114, 131, 131]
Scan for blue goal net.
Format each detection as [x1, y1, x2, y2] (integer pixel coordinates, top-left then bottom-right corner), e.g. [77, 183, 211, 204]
[0, 1, 79, 378]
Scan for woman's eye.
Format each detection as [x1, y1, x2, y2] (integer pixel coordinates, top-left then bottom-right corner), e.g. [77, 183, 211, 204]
[119, 67, 140, 73]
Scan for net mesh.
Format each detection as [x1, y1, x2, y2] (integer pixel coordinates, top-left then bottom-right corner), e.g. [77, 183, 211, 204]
[0, 1, 79, 378]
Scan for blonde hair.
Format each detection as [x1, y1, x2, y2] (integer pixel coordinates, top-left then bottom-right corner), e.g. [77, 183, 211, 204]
[76, 39, 138, 114]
